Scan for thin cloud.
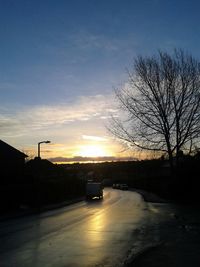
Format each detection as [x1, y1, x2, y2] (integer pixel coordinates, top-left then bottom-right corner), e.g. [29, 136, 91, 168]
[82, 135, 108, 142]
[71, 31, 120, 52]
[0, 94, 118, 144]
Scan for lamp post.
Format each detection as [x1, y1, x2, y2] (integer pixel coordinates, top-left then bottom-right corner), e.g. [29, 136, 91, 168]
[38, 140, 51, 158]
[35, 140, 50, 211]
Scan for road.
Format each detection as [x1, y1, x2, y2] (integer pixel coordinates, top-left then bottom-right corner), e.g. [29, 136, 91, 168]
[0, 188, 174, 267]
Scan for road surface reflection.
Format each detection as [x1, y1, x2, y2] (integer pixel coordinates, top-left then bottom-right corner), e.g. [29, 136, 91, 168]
[0, 189, 173, 267]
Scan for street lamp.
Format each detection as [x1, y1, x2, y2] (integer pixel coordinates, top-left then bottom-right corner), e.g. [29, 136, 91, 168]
[38, 140, 51, 158]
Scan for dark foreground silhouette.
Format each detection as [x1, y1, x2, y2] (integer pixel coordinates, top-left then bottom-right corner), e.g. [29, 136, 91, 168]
[1, 152, 200, 214]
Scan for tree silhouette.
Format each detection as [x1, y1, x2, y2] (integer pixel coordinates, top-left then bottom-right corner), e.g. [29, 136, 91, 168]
[110, 49, 200, 172]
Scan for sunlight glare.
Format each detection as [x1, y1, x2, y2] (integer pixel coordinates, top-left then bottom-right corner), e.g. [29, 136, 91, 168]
[77, 144, 109, 157]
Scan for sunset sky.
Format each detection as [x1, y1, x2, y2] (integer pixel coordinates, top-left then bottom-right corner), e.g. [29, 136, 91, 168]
[1, 0, 200, 162]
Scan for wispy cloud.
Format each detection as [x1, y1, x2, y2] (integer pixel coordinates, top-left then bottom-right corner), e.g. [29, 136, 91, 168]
[0, 94, 117, 139]
[82, 135, 108, 142]
[70, 31, 121, 52]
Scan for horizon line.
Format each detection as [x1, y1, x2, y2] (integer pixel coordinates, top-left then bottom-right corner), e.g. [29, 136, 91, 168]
[47, 156, 138, 163]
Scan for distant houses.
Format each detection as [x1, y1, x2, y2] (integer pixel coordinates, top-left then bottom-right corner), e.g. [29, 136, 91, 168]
[0, 140, 28, 183]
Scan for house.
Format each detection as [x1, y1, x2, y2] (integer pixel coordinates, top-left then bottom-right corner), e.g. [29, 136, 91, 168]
[0, 140, 28, 182]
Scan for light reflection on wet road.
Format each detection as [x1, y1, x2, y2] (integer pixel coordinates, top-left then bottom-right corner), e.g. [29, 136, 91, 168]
[0, 189, 173, 267]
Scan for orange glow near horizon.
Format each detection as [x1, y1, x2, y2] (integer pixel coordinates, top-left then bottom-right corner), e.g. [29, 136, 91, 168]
[25, 141, 143, 161]
[75, 144, 112, 158]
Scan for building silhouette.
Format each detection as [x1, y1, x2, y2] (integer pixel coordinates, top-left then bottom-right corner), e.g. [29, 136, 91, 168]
[0, 140, 28, 184]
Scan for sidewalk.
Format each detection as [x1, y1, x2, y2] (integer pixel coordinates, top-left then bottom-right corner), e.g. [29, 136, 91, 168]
[130, 230, 200, 267]
[126, 191, 200, 267]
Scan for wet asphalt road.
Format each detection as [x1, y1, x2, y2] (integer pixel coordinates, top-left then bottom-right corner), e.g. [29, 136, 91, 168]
[0, 189, 174, 267]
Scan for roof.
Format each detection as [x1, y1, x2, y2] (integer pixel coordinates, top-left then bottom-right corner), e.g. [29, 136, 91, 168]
[0, 140, 28, 159]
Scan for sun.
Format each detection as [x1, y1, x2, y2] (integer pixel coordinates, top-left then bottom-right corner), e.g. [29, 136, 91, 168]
[77, 144, 109, 157]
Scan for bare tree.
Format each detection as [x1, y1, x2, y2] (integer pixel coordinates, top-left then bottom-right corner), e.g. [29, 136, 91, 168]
[110, 49, 200, 171]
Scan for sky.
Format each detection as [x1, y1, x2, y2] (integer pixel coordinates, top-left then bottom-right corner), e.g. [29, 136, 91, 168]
[1, 0, 200, 162]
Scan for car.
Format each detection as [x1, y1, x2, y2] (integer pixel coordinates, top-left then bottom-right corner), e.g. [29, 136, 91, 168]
[115, 184, 121, 189]
[112, 183, 119, 189]
[120, 184, 129, 190]
[112, 183, 117, 189]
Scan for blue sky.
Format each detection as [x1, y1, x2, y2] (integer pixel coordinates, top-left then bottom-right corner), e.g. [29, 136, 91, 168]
[1, 0, 200, 161]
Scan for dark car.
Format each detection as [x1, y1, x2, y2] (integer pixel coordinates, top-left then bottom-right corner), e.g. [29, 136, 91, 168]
[120, 184, 129, 190]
